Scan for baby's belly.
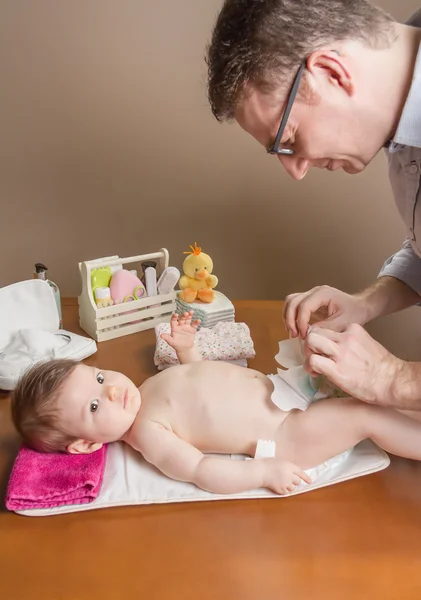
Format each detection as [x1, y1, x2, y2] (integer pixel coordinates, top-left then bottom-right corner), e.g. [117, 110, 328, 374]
[164, 362, 287, 455]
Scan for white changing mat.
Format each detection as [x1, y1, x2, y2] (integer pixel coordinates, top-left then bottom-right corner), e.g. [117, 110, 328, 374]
[16, 440, 390, 517]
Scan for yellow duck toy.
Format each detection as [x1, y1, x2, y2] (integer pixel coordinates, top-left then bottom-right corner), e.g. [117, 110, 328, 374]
[178, 242, 218, 303]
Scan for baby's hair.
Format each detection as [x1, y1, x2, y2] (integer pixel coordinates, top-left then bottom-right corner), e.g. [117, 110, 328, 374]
[11, 359, 81, 453]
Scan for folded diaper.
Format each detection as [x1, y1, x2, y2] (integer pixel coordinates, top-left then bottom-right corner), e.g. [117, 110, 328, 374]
[176, 291, 235, 329]
[5, 444, 107, 510]
[0, 279, 97, 390]
[154, 321, 255, 369]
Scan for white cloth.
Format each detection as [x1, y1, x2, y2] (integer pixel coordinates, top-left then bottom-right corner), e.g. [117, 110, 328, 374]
[0, 279, 96, 390]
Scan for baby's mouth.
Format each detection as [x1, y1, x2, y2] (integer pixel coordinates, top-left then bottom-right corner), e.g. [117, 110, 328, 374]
[123, 389, 128, 409]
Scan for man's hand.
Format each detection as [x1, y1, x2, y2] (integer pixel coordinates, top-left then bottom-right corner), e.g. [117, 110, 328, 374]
[263, 459, 312, 495]
[283, 285, 370, 339]
[304, 323, 404, 406]
[160, 311, 200, 353]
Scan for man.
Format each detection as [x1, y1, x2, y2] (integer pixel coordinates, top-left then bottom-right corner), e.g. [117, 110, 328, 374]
[206, 0, 421, 409]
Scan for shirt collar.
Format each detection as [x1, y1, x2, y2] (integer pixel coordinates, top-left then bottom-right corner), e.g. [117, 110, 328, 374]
[392, 39, 421, 148]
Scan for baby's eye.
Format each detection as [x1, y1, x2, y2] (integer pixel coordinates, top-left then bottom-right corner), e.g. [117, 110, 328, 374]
[204, 267, 207, 270]
[90, 399, 99, 413]
[96, 372, 104, 384]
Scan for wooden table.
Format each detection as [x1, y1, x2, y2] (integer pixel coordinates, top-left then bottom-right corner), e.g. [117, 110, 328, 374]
[2, 299, 421, 600]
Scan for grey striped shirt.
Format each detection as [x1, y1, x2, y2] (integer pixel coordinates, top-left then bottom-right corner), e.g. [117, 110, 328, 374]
[378, 9, 421, 292]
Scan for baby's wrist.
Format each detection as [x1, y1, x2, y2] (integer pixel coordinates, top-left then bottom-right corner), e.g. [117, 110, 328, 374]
[260, 458, 274, 488]
[176, 346, 195, 356]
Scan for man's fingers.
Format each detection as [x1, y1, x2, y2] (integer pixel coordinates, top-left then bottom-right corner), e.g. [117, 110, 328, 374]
[310, 314, 348, 333]
[306, 330, 340, 359]
[283, 293, 303, 337]
[309, 327, 342, 341]
[308, 354, 337, 380]
[295, 294, 333, 339]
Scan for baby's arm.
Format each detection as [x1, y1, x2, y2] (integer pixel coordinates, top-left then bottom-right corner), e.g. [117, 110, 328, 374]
[134, 422, 310, 495]
[160, 311, 202, 364]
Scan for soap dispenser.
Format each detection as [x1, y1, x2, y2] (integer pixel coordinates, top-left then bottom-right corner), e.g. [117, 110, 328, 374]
[33, 263, 63, 328]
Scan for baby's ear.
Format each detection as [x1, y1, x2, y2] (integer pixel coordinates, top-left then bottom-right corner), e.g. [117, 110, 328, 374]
[67, 440, 103, 454]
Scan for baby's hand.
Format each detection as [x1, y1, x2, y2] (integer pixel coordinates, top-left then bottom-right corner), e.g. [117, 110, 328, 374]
[264, 459, 311, 495]
[160, 311, 200, 352]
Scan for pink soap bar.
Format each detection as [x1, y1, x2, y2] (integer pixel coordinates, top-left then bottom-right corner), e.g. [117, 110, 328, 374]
[110, 269, 146, 304]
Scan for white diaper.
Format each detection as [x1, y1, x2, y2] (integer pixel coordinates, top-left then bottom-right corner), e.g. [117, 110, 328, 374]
[268, 369, 317, 412]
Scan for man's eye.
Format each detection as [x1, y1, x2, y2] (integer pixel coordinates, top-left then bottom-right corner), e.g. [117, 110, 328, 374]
[90, 399, 99, 413]
[97, 372, 104, 384]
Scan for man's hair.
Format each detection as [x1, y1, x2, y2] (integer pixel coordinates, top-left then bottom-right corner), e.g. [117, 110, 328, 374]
[206, 0, 396, 121]
[11, 359, 80, 453]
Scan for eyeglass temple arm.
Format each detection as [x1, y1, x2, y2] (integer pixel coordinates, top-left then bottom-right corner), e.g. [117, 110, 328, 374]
[272, 61, 306, 150]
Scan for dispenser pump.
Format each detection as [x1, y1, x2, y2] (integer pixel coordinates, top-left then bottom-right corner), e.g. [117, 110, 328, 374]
[34, 263, 48, 280]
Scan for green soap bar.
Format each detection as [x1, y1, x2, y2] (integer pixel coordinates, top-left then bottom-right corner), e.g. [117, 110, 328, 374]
[91, 266, 112, 300]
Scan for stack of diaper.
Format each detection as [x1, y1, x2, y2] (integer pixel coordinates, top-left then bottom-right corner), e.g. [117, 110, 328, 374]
[175, 291, 235, 329]
[154, 321, 255, 370]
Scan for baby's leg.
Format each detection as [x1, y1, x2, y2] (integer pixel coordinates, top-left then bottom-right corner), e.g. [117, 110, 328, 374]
[276, 397, 421, 469]
[398, 409, 421, 423]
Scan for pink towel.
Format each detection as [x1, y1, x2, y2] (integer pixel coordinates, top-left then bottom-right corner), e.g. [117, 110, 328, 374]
[6, 444, 107, 511]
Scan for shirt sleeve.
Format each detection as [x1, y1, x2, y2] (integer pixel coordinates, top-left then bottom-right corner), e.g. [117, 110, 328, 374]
[378, 238, 421, 294]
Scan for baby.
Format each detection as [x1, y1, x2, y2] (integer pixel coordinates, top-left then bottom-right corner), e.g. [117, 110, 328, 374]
[11, 312, 421, 495]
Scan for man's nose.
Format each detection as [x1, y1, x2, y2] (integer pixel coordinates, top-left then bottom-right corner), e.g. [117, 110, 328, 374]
[277, 155, 309, 180]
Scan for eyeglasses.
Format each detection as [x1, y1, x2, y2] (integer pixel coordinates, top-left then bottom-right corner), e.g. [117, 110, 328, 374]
[266, 61, 306, 156]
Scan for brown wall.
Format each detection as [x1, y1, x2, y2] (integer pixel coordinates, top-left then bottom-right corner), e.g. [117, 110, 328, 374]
[1, 0, 420, 359]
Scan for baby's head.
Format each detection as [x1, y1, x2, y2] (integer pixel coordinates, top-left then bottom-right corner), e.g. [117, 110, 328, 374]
[11, 359, 141, 454]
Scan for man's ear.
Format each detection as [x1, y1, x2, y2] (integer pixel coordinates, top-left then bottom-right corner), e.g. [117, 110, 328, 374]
[306, 49, 355, 96]
[67, 439, 103, 454]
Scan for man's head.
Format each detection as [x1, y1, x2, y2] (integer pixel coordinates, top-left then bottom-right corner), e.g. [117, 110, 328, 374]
[207, 0, 398, 178]
[11, 359, 141, 454]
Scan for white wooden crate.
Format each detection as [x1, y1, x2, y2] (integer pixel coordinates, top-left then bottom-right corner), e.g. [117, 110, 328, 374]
[78, 248, 177, 342]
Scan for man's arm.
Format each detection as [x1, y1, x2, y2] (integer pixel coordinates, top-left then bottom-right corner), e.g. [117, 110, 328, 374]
[355, 276, 420, 322]
[367, 239, 421, 320]
[390, 361, 421, 410]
